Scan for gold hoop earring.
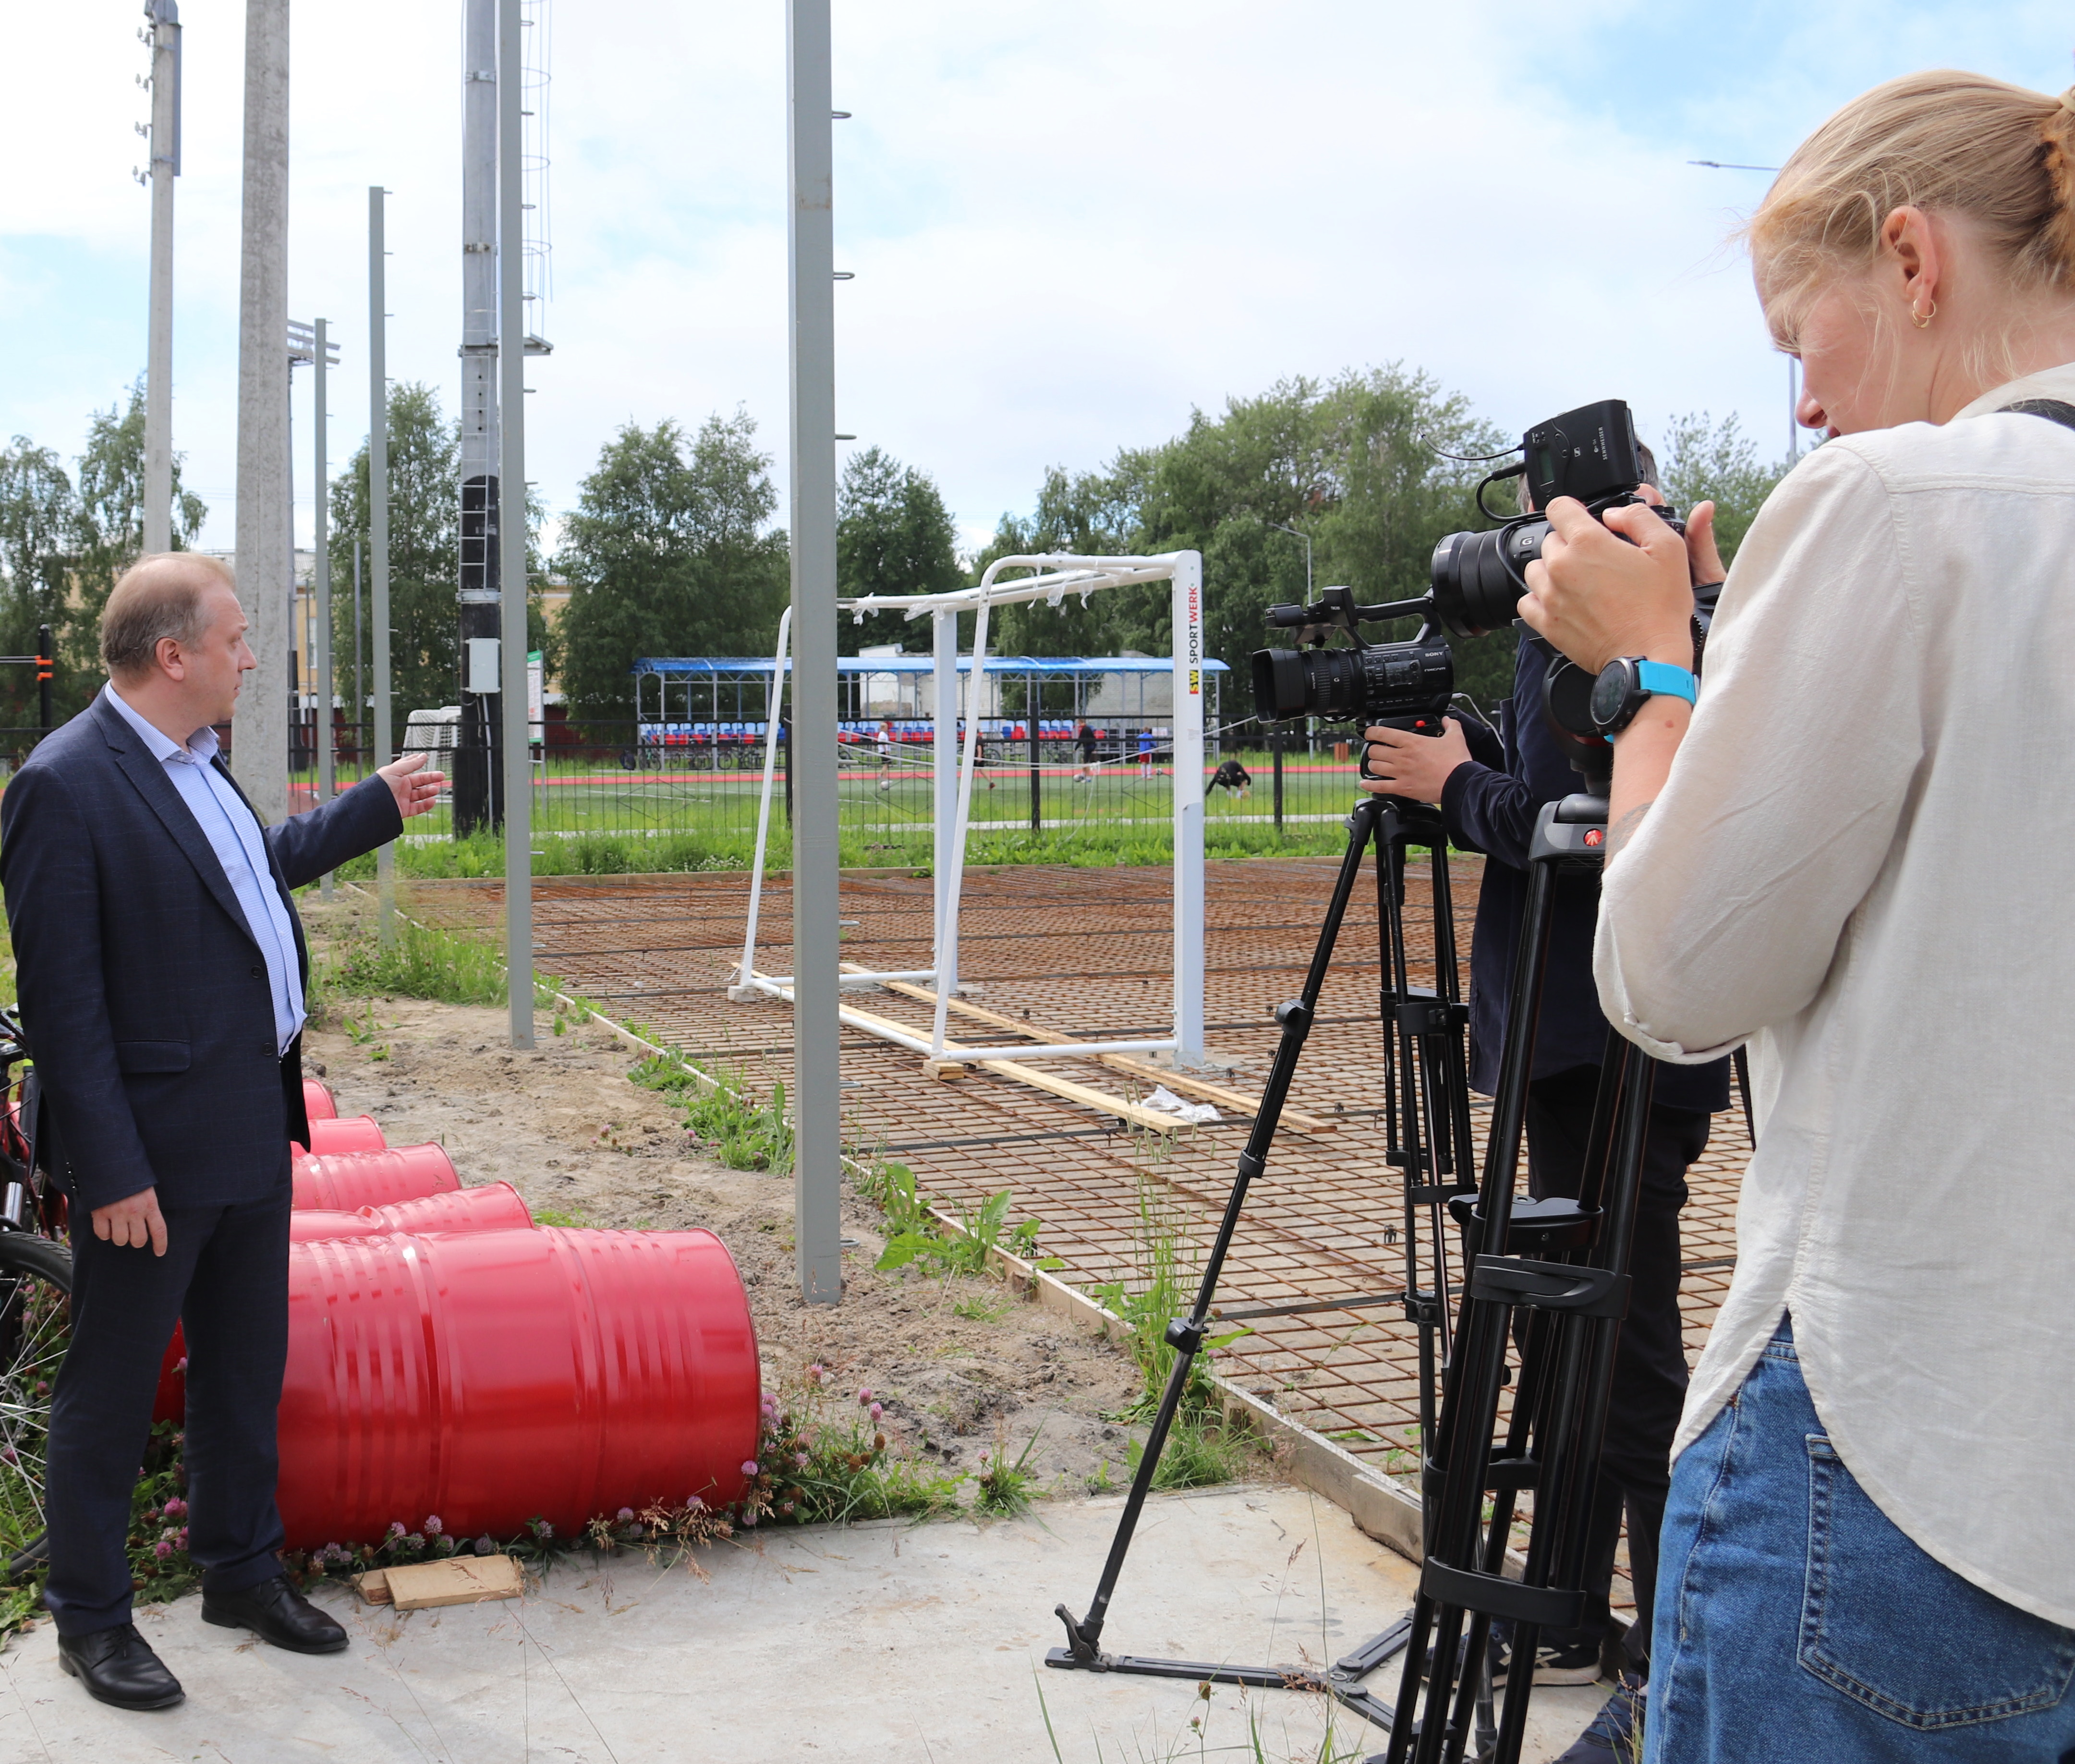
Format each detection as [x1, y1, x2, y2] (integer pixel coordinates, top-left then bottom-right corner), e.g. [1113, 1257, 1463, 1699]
[1911, 299, 1936, 328]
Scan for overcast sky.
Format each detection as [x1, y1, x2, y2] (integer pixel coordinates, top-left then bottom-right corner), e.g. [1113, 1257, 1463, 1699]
[3, 1, 2070, 556]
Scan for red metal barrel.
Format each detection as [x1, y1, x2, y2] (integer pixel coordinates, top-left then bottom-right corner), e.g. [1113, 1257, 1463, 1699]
[303, 1079, 337, 1120]
[288, 1182, 534, 1243]
[275, 1228, 759, 1547]
[291, 1144, 459, 1212]
[155, 1182, 538, 1421]
[304, 1115, 386, 1156]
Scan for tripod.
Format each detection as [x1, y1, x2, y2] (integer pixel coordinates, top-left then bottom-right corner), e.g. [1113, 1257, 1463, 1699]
[1048, 789, 1483, 1734]
[1048, 785, 1656, 1764]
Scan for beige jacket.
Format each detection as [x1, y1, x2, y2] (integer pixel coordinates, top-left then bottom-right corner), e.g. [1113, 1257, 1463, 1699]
[1596, 362, 2075, 1627]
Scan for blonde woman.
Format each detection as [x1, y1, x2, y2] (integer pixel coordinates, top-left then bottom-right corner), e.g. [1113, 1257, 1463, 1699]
[1523, 72, 2075, 1762]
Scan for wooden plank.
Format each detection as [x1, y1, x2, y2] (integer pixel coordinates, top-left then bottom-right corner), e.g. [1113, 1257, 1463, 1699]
[383, 1553, 523, 1611]
[849, 968, 1337, 1135]
[353, 1568, 391, 1606]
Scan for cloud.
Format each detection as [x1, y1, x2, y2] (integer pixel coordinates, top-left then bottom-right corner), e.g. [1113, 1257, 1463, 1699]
[3, 0, 2070, 556]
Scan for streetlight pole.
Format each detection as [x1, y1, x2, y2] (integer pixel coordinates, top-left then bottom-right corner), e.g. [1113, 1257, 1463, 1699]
[498, 0, 534, 1049]
[142, 0, 182, 555]
[369, 186, 396, 944]
[1267, 520, 1311, 599]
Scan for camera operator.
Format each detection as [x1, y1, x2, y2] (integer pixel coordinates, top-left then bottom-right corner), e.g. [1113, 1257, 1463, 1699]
[1518, 70, 2075, 1764]
[1360, 463, 1729, 1762]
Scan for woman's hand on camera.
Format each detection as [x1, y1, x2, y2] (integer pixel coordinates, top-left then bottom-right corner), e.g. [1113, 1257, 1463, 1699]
[1360, 717, 1471, 803]
[1517, 497, 1695, 674]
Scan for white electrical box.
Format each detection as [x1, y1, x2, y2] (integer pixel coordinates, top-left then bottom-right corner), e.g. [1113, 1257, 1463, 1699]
[465, 637, 501, 695]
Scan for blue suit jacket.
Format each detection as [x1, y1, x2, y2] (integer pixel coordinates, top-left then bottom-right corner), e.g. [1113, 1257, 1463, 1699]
[0, 694, 403, 1210]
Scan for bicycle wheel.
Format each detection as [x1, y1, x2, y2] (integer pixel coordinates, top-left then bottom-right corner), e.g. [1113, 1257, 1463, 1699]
[0, 1231, 70, 1567]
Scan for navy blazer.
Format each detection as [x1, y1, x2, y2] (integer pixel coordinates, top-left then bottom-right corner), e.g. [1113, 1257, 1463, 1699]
[1440, 636, 1729, 1114]
[0, 694, 403, 1210]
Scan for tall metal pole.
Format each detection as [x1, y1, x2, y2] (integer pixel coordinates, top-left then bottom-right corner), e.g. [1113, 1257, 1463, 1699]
[352, 541, 364, 771]
[788, 0, 841, 1305]
[234, 0, 290, 817]
[142, 0, 182, 555]
[369, 186, 396, 943]
[314, 317, 335, 894]
[455, 0, 503, 838]
[498, 0, 534, 1049]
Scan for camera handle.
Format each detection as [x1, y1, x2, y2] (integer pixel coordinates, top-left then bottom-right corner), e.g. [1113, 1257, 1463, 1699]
[1046, 790, 1480, 1741]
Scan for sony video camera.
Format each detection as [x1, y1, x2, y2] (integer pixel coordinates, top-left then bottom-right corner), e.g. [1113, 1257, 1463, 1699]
[1250, 399, 1676, 749]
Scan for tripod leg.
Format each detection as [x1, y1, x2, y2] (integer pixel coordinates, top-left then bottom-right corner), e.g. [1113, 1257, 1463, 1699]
[1052, 796, 1384, 1667]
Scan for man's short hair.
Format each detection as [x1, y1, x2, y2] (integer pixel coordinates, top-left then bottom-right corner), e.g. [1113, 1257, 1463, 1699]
[101, 554, 237, 679]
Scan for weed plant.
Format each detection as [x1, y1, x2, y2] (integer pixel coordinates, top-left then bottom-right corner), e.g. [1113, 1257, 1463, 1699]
[973, 1426, 1044, 1518]
[631, 1055, 794, 1172]
[1089, 1137, 1257, 1490]
[747, 1364, 964, 1526]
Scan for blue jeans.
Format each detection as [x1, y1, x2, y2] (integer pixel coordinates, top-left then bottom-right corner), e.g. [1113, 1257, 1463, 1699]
[1647, 1317, 2075, 1762]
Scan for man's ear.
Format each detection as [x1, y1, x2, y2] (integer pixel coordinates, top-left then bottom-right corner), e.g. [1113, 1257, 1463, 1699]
[155, 637, 186, 682]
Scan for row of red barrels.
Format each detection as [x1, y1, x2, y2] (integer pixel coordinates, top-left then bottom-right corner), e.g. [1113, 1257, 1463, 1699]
[153, 1082, 761, 1550]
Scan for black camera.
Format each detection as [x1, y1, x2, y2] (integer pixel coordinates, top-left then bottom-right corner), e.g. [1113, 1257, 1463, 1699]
[1250, 399, 1673, 740]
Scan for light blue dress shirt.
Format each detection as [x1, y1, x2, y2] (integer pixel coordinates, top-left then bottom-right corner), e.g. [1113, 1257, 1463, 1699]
[104, 684, 305, 1055]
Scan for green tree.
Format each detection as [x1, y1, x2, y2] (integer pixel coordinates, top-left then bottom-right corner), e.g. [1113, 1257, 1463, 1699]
[836, 446, 961, 654]
[973, 366, 1518, 716]
[328, 382, 549, 751]
[1654, 411, 1789, 567]
[0, 439, 76, 725]
[69, 383, 207, 707]
[554, 411, 789, 717]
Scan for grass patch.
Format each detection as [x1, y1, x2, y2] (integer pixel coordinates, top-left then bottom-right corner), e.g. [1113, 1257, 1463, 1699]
[631, 1055, 794, 1172]
[1090, 1137, 1259, 1490]
[972, 1426, 1044, 1518]
[312, 918, 506, 1008]
[750, 1363, 964, 1526]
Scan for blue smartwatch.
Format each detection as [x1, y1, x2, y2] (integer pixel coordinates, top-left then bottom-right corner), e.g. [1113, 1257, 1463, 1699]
[1590, 657, 1696, 734]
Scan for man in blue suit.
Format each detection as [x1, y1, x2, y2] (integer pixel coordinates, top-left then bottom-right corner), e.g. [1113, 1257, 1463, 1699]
[0, 553, 445, 1710]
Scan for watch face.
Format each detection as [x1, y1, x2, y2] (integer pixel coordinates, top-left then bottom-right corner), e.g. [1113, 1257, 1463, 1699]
[1590, 662, 1632, 730]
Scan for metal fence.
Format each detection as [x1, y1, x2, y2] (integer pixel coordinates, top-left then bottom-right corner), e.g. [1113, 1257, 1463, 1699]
[370, 717, 1374, 852]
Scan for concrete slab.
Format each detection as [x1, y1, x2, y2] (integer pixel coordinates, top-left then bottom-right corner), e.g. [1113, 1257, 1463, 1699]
[0, 1486, 1605, 1763]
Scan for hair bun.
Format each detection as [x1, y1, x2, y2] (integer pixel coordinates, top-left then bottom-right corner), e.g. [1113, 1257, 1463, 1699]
[2039, 88, 2075, 281]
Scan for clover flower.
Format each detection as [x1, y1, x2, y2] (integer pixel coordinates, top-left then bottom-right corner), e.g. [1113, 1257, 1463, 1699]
[869, 1403, 883, 1421]
[617, 1507, 635, 1525]
[857, 1388, 872, 1406]
[741, 1460, 760, 1478]
[424, 1515, 443, 1536]
[154, 1540, 171, 1559]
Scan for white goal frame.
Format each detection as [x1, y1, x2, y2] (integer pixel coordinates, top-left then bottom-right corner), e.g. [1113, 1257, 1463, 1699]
[729, 551, 1206, 1070]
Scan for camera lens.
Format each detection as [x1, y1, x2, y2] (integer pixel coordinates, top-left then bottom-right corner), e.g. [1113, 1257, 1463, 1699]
[1428, 518, 1551, 638]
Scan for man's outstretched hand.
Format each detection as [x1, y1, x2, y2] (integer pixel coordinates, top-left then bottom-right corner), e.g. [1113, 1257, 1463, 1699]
[377, 752, 447, 821]
[93, 1186, 168, 1256]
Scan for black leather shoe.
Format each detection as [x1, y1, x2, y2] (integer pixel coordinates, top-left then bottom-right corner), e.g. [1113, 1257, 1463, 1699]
[57, 1624, 185, 1710]
[202, 1574, 349, 1654]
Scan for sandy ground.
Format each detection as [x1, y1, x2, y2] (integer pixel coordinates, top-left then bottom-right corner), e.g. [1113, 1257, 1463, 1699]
[298, 900, 1147, 1500]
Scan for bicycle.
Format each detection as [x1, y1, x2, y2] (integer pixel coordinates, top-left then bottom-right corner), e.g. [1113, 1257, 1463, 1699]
[0, 1007, 74, 1578]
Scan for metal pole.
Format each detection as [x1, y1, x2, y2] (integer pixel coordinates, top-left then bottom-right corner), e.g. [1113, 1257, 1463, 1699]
[1170, 550, 1205, 1066]
[498, 0, 533, 1050]
[36, 626, 51, 736]
[314, 319, 334, 900]
[931, 608, 957, 998]
[369, 185, 396, 944]
[352, 540, 363, 773]
[234, 0, 290, 818]
[455, 0, 502, 839]
[142, 0, 181, 555]
[1028, 669, 1041, 832]
[787, 0, 841, 1305]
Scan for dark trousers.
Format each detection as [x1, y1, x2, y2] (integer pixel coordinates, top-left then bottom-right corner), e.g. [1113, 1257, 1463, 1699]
[44, 1191, 292, 1636]
[1523, 1063, 1710, 1669]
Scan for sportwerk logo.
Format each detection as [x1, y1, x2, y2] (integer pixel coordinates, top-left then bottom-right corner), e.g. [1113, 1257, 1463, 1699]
[1184, 575, 1202, 693]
